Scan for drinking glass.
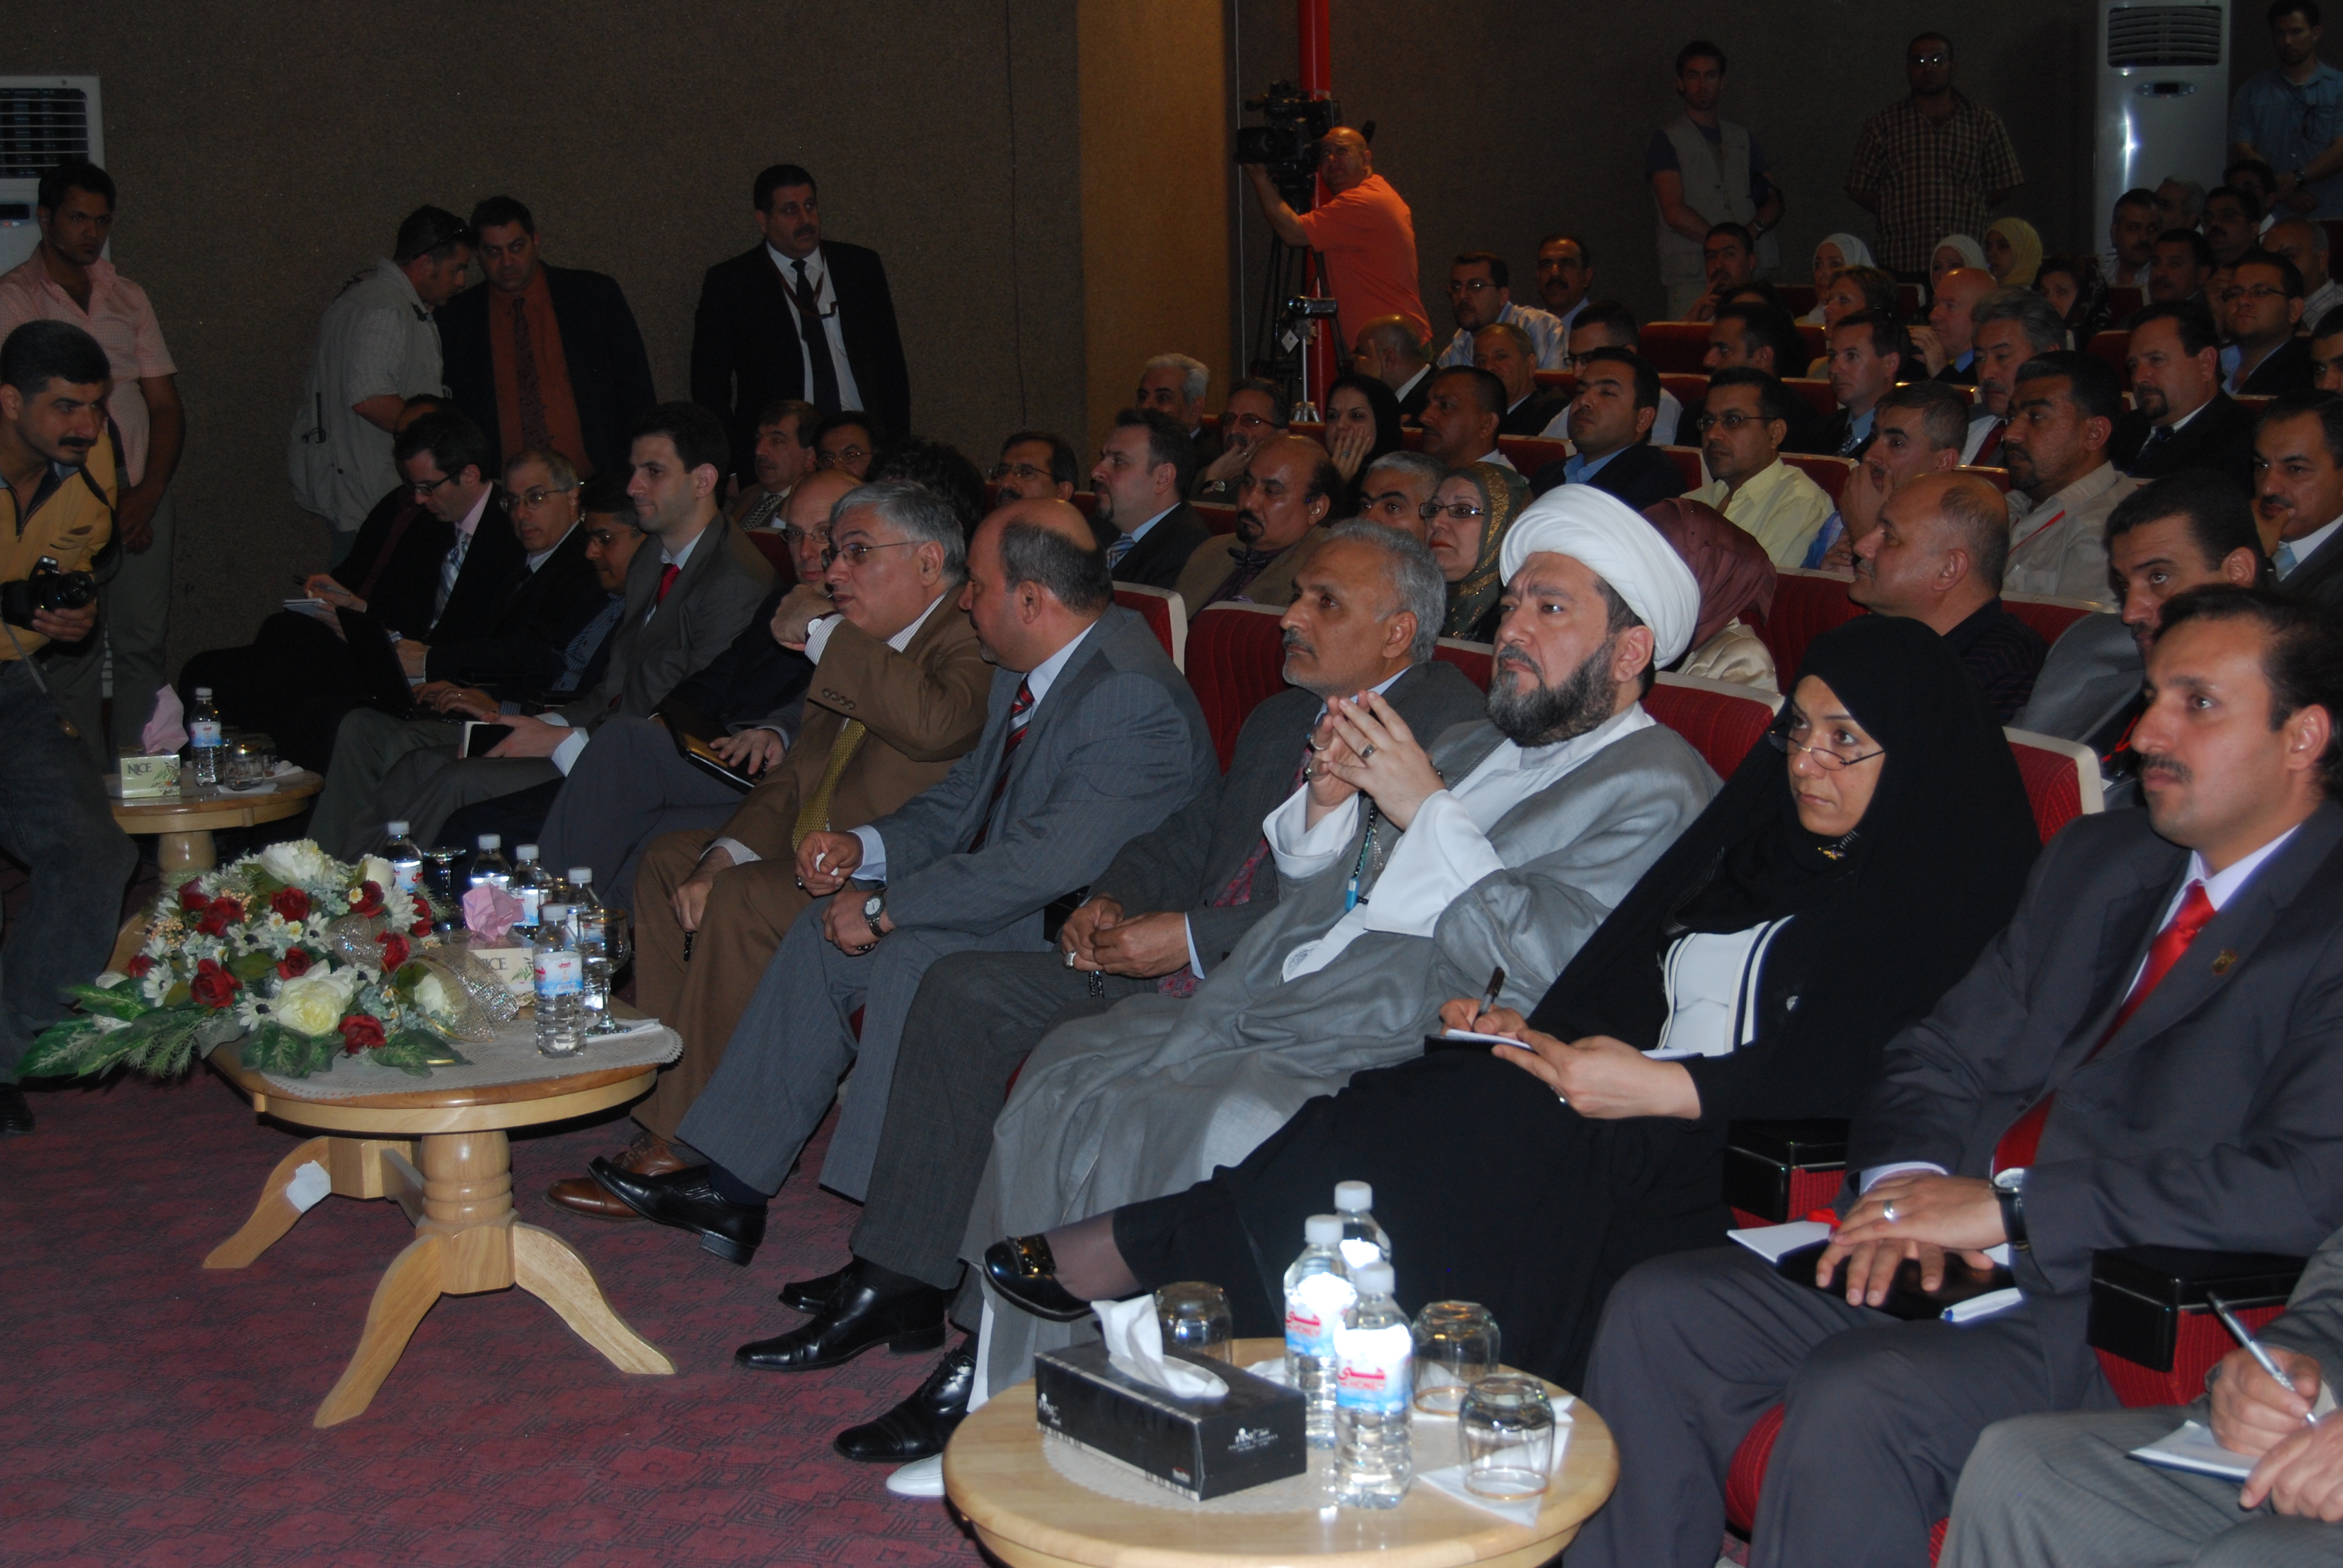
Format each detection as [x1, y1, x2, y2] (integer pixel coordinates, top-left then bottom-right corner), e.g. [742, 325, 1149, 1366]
[1458, 1374, 1554, 1499]
[224, 739, 269, 789]
[587, 904, 632, 1033]
[1153, 1281, 1233, 1362]
[419, 848, 467, 932]
[1412, 1301, 1500, 1414]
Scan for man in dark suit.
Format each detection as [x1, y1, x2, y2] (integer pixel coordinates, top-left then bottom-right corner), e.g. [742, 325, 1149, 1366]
[691, 165, 909, 483]
[2231, 251, 2316, 397]
[1800, 310, 1902, 459]
[1476, 321, 1567, 437]
[1354, 314, 1434, 421]
[1093, 408, 1210, 590]
[1527, 348, 1687, 509]
[2111, 304, 2259, 487]
[793, 523, 1486, 1464]
[1569, 584, 2343, 1568]
[589, 499, 1217, 1260]
[415, 447, 611, 696]
[437, 197, 656, 482]
[2255, 390, 2343, 613]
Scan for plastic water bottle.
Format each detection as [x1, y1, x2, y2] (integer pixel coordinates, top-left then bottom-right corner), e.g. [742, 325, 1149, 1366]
[532, 904, 585, 1057]
[568, 869, 611, 1025]
[188, 688, 223, 787]
[469, 835, 511, 890]
[1334, 1260, 1414, 1508]
[1334, 1180, 1392, 1270]
[384, 822, 424, 900]
[510, 844, 549, 935]
[1284, 1214, 1357, 1449]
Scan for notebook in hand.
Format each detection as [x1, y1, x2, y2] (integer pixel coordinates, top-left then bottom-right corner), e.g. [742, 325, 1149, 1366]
[654, 705, 756, 794]
[1775, 1240, 2017, 1322]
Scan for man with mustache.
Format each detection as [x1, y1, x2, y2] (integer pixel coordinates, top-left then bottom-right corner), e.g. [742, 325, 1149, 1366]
[2252, 388, 2343, 612]
[1187, 378, 1287, 502]
[690, 164, 909, 486]
[2112, 302, 2259, 488]
[1959, 287, 2064, 468]
[1847, 470, 2046, 719]
[1173, 433, 1335, 616]
[2002, 351, 2140, 599]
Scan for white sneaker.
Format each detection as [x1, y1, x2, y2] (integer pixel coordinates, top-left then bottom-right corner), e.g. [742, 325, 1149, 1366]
[885, 1454, 946, 1498]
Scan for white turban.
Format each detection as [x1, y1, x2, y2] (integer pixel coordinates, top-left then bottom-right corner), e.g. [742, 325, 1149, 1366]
[1497, 485, 1701, 667]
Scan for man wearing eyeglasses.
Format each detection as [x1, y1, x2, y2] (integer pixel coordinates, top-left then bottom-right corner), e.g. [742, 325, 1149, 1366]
[2230, 251, 2318, 396]
[1190, 380, 1288, 501]
[1435, 253, 1565, 371]
[1844, 32, 2024, 277]
[1686, 368, 1833, 567]
[991, 432, 1077, 504]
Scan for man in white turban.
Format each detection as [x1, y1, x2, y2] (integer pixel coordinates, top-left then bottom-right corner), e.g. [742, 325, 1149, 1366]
[946, 484, 1725, 1393]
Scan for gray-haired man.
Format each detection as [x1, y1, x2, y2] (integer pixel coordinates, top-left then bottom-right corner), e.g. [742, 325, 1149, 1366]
[1137, 352, 1220, 472]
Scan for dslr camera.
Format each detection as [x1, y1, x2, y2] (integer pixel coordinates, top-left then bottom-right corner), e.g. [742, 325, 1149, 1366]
[2, 555, 99, 630]
[1233, 81, 1340, 210]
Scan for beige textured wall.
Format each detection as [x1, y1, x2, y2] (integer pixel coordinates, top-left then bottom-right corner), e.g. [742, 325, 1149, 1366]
[15, 1, 1086, 675]
[1076, 0, 1231, 452]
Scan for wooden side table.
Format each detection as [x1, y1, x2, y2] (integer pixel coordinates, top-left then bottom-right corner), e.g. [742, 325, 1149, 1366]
[945, 1337, 1617, 1568]
[109, 770, 325, 875]
[203, 1042, 674, 1428]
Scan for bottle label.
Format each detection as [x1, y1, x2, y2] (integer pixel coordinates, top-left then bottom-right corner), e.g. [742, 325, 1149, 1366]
[534, 950, 583, 996]
[1285, 1271, 1358, 1357]
[390, 861, 422, 896]
[518, 887, 542, 923]
[189, 720, 222, 748]
[1332, 1323, 1412, 1414]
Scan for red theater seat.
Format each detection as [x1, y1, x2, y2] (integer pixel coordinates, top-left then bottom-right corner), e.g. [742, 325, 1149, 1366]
[1533, 370, 1575, 396]
[1432, 637, 1492, 690]
[1782, 453, 1855, 504]
[1661, 445, 1706, 491]
[1647, 674, 1783, 779]
[745, 528, 795, 580]
[1781, 378, 1837, 422]
[2001, 593, 2103, 647]
[2109, 286, 2143, 321]
[1758, 569, 1862, 676]
[2005, 727, 2105, 843]
[1499, 436, 1567, 472]
[1113, 585, 1186, 670]
[1660, 373, 1710, 411]
[1184, 603, 1286, 768]
[1196, 502, 1240, 535]
[1778, 285, 1817, 316]
[1794, 323, 1826, 367]
[2086, 330, 2131, 379]
[1640, 322, 1715, 373]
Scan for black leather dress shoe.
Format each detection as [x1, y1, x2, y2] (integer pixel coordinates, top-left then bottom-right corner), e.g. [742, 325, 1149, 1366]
[779, 1265, 846, 1313]
[587, 1158, 764, 1265]
[834, 1338, 977, 1462]
[736, 1260, 946, 1371]
[983, 1235, 1093, 1322]
[0, 1085, 31, 1136]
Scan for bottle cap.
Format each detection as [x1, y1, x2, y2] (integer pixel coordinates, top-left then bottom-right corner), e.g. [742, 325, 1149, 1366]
[387, 821, 410, 837]
[1351, 1261, 1394, 1295]
[1305, 1214, 1343, 1246]
[477, 835, 501, 851]
[1334, 1180, 1374, 1212]
[568, 867, 593, 884]
[517, 844, 540, 861]
[540, 904, 568, 921]
[194, 687, 212, 699]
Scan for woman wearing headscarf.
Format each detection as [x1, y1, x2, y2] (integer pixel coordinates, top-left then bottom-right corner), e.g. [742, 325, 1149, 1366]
[1322, 372, 1403, 512]
[1932, 234, 1988, 295]
[1426, 460, 1529, 641]
[1803, 234, 1877, 323]
[1645, 497, 1778, 691]
[1984, 216, 2044, 288]
[981, 616, 2040, 1386]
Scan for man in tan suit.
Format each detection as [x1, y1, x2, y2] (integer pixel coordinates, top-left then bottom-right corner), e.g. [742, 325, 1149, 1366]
[546, 477, 992, 1215]
[1172, 433, 1335, 618]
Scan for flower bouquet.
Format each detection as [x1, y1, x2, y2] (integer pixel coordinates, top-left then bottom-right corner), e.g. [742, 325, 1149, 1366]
[21, 840, 514, 1082]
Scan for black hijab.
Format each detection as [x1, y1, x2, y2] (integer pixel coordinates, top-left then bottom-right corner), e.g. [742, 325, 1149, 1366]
[1525, 615, 2040, 1126]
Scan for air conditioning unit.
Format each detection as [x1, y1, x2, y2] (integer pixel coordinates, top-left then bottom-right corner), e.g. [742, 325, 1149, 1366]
[2095, 2, 2229, 235]
[0, 77, 103, 275]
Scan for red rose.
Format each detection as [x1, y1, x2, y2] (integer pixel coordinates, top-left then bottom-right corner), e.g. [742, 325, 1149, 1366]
[125, 954, 154, 978]
[411, 893, 431, 920]
[376, 933, 411, 973]
[189, 959, 240, 1010]
[270, 887, 310, 922]
[339, 1014, 387, 1054]
[178, 883, 211, 913]
[276, 949, 312, 980]
[351, 880, 386, 917]
[195, 896, 243, 938]
[410, 919, 433, 938]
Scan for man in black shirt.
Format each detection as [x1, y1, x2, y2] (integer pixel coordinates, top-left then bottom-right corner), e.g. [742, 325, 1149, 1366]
[1849, 469, 2046, 719]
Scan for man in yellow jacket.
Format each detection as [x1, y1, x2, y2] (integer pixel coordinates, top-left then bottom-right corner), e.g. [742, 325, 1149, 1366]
[0, 320, 138, 1135]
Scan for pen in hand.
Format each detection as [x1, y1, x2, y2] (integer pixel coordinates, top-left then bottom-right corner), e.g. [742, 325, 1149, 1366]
[1477, 965, 1507, 1020]
[2209, 1290, 2320, 1427]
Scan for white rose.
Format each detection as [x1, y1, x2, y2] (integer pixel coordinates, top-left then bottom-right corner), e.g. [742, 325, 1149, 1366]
[273, 969, 362, 1036]
[411, 971, 462, 1024]
[359, 855, 397, 896]
[258, 840, 334, 887]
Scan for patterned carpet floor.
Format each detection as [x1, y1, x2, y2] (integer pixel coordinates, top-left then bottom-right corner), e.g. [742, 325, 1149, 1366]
[0, 1070, 982, 1566]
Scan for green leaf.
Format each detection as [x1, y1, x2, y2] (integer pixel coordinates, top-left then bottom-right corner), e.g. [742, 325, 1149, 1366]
[229, 951, 276, 983]
[65, 982, 154, 1022]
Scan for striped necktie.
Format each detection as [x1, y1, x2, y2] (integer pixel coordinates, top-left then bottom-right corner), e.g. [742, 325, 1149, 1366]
[791, 720, 868, 849]
[434, 526, 471, 618]
[1156, 739, 1314, 998]
[965, 678, 1035, 852]
[1105, 531, 1138, 572]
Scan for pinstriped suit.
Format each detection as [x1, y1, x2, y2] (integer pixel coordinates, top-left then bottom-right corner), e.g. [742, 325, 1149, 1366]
[675, 607, 1217, 1201]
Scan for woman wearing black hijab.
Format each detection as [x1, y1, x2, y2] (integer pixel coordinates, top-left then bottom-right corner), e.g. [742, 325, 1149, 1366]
[983, 616, 2040, 1385]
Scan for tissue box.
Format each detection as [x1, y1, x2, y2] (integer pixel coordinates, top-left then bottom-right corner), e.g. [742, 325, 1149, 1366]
[467, 945, 534, 997]
[1033, 1342, 1307, 1500]
[114, 754, 182, 799]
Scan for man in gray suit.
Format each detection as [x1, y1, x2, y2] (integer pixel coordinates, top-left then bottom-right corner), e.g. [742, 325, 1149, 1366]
[590, 498, 1216, 1266]
[1570, 584, 2343, 1568]
[324, 402, 776, 854]
[1942, 1222, 2343, 1564]
[762, 525, 1484, 1451]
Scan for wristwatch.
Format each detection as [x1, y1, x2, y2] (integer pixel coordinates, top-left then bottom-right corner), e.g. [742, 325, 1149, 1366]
[859, 883, 887, 933]
[1993, 1167, 2030, 1251]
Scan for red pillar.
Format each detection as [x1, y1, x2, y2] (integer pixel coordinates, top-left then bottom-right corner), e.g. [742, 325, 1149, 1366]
[1299, 0, 1337, 411]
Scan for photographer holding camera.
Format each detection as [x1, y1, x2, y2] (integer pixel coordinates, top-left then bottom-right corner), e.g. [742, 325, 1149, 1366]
[1245, 126, 1430, 350]
[0, 319, 139, 1135]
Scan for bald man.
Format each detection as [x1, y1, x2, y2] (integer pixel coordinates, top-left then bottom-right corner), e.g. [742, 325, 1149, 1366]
[1173, 433, 1339, 616]
[1848, 470, 2048, 718]
[589, 496, 1219, 1261]
[1354, 313, 1435, 419]
[1246, 126, 1429, 343]
[1919, 267, 1999, 386]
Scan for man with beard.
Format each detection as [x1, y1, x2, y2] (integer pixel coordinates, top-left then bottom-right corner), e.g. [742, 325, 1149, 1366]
[2001, 352, 2140, 599]
[2112, 303, 2258, 487]
[1173, 433, 1335, 615]
[1089, 409, 1208, 590]
[958, 483, 1719, 1408]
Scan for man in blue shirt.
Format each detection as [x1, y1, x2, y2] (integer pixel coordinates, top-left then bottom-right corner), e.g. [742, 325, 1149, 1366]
[2230, 2, 2343, 221]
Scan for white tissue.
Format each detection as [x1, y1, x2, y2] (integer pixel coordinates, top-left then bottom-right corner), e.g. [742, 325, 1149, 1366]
[1095, 1295, 1228, 1400]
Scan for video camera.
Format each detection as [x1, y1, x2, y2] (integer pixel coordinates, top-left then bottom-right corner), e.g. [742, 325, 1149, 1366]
[1233, 81, 1340, 210]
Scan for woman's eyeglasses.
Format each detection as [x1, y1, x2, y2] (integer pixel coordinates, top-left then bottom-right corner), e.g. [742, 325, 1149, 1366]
[1767, 719, 1884, 771]
[1420, 501, 1487, 522]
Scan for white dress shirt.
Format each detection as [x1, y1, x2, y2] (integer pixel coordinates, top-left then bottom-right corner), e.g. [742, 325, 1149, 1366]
[767, 243, 865, 413]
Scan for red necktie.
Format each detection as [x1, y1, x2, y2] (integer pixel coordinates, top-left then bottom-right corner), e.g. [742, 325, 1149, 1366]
[657, 563, 681, 603]
[1973, 420, 2005, 466]
[966, 678, 1035, 852]
[1994, 881, 2218, 1171]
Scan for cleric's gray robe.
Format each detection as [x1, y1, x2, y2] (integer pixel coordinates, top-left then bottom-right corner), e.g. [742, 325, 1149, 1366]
[967, 715, 1719, 1388]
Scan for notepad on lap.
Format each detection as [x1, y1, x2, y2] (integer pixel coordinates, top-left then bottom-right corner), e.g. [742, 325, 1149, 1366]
[2129, 1420, 2258, 1481]
[1729, 1220, 1835, 1263]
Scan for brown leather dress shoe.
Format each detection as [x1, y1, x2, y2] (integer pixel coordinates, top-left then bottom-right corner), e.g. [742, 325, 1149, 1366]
[545, 1130, 690, 1218]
